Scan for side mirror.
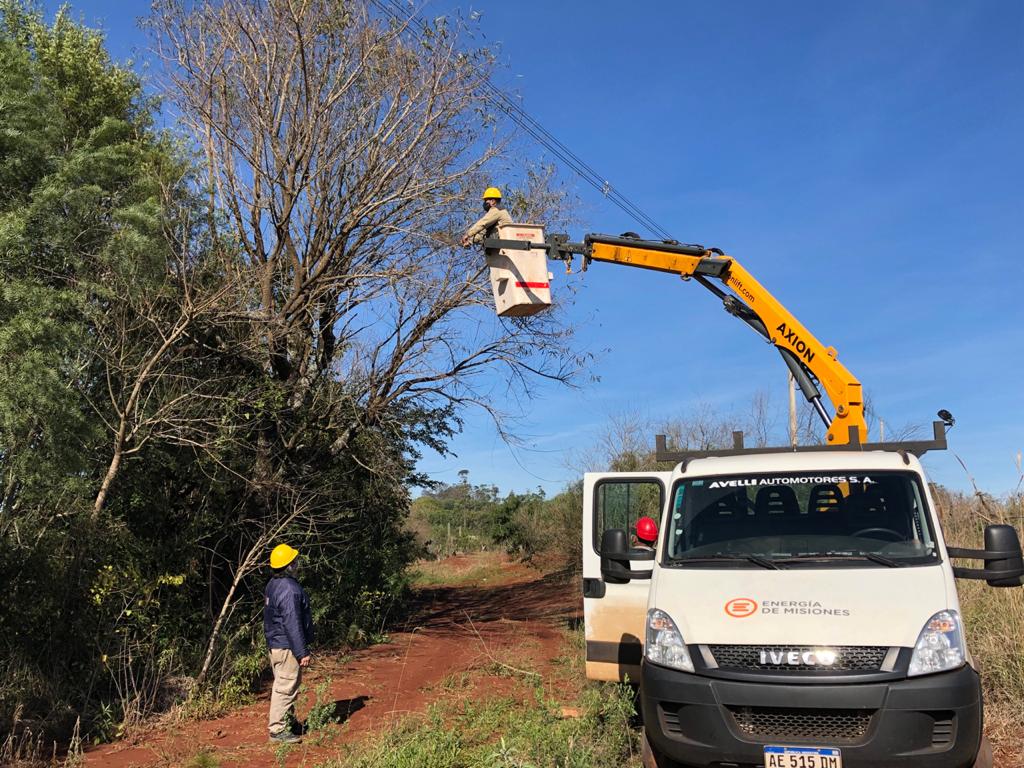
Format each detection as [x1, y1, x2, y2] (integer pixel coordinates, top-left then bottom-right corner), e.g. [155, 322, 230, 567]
[949, 524, 1024, 588]
[599, 528, 653, 583]
[983, 525, 1024, 587]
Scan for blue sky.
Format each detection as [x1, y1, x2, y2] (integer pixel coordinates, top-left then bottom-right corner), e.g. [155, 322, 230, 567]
[53, 1, 1024, 497]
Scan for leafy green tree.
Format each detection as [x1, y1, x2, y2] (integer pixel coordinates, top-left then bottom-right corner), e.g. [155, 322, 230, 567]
[0, 0, 201, 741]
[0, 0, 135, 483]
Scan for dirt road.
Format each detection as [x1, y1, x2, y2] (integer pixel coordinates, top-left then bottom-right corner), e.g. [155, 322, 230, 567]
[85, 554, 581, 768]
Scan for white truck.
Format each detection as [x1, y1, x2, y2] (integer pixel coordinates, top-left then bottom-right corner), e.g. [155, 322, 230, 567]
[481, 228, 1024, 767]
[583, 441, 1023, 768]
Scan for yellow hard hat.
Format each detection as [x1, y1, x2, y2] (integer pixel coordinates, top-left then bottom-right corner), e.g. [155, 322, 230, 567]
[482, 186, 502, 200]
[270, 543, 299, 570]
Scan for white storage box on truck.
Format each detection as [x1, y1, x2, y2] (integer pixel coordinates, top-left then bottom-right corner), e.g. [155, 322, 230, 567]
[583, 435, 1022, 768]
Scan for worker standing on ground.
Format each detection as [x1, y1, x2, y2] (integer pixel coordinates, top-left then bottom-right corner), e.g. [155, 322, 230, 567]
[264, 543, 314, 743]
[461, 186, 512, 246]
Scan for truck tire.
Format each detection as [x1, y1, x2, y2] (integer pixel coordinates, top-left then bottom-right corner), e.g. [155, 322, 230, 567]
[972, 735, 993, 768]
[641, 728, 682, 768]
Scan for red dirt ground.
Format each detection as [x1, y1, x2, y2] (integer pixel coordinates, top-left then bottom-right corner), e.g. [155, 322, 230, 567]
[84, 554, 581, 768]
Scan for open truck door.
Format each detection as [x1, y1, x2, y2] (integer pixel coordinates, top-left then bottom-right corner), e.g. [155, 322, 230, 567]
[583, 471, 670, 682]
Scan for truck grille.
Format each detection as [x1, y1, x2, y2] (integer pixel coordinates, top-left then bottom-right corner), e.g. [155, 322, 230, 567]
[708, 644, 888, 671]
[728, 706, 873, 742]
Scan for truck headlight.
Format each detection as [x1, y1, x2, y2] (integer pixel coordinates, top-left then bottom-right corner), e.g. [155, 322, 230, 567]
[645, 609, 694, 672]
[908, 610, 965, 677]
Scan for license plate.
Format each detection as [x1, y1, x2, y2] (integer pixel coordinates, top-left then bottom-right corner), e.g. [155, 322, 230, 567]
[764, 746, 842, 768]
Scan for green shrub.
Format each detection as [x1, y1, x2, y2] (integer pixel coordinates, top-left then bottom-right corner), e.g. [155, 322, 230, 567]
[305, 678, 340, 733]
[184, 748, 221, 768]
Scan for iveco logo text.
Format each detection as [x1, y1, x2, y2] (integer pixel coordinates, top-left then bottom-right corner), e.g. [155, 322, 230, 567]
[760, 649, 838, 666]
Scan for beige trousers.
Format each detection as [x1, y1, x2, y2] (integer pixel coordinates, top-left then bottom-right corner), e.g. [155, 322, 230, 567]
[268, 648, 302, 734]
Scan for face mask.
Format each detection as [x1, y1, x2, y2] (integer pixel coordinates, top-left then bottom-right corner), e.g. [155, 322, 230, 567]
[482, 202, 490, 212]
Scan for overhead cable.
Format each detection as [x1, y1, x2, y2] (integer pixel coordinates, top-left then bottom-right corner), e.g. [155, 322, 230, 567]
[369, 0, 675, 241]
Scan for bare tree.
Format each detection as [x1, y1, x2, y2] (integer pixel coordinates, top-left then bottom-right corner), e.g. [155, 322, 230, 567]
[150, 0, 578, 463]
[570, 401, 753, 473]
[746, 389, 776, 448]
[861, 391, 923, 443]
[146, 0, 582, 681]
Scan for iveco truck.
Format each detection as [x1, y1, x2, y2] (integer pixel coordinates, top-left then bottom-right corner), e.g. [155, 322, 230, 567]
[583, 442, 1023, 768]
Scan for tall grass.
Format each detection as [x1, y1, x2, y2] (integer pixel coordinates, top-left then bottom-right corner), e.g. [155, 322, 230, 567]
[934, 485, 1024, 758]
[0, 707, 81, 768]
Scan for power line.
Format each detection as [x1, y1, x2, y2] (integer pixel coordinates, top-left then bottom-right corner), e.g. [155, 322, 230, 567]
[375, 0, 673, 239]
[370, 0, 675, 240]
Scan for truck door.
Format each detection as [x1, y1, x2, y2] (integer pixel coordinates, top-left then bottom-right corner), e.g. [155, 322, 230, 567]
[582, 471, 670, 682]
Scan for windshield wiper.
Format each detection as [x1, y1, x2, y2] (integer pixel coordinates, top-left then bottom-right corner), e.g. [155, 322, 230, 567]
[777, 552, 905, 568]
[673, 554, 782, 570]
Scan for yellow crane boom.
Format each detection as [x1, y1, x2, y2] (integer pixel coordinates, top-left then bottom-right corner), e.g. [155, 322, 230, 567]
[489, 231, 867, 446]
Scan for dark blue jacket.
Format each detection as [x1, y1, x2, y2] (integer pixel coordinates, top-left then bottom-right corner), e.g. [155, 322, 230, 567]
[263, 575, 314, 659]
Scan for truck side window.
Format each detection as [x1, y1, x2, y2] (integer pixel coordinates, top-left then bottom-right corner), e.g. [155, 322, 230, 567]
[594, 480, 663, 552]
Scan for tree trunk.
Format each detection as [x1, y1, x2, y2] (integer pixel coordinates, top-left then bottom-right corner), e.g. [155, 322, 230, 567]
[195, 545, 260, 687]
[93, 423, 127, 518]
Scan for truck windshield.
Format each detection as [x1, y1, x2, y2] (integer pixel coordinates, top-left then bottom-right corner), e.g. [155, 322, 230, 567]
[664, 471, 938, 566]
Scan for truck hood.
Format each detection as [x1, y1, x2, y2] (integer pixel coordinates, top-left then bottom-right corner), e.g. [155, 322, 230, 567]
[652, 564, 950, 648]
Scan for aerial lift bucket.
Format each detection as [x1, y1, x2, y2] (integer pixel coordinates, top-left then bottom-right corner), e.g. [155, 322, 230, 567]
[485, 223, 552, 317]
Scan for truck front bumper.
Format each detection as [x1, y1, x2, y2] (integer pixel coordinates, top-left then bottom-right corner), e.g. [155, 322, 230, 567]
[640, 661, 982, 768]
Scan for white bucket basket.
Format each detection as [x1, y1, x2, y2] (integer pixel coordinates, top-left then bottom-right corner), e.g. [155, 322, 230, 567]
[485, 223, 552, 317]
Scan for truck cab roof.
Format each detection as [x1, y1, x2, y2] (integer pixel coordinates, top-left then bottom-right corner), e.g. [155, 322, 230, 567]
[674, 449, 925, 480]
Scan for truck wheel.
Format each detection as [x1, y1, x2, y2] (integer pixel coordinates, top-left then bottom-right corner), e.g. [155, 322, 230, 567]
[641, 728, 682, 768]
[972, 735, 993, 768]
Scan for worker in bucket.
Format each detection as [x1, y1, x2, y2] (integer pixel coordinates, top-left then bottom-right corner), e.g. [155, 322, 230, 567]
[633, 517, 659, 551]
[264, 543, 315, 743]
[461, 186, 512, 246]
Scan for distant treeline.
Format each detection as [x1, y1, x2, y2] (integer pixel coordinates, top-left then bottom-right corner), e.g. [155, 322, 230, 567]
[410, 474, 582, 566]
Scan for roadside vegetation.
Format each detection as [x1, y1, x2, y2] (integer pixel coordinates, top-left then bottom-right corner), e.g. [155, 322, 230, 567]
[410, 555, 510, 588]
[331, 684, 641, 768]
[935, 485, 1024, 764]
[0, 0, 576, 755]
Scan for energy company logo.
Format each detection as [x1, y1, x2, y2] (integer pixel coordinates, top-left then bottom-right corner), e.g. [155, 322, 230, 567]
[724, 598, 758, 618]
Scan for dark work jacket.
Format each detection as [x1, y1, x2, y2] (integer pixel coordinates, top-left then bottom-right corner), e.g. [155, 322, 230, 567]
[263, 575, 314, 659]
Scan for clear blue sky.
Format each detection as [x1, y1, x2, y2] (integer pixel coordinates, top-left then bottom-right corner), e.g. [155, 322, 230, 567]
[54, 1, 1024, 497]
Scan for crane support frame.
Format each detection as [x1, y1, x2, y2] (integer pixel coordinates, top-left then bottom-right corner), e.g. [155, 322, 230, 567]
[483, 231, 868, 446]
[654, 421, 947, 464]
